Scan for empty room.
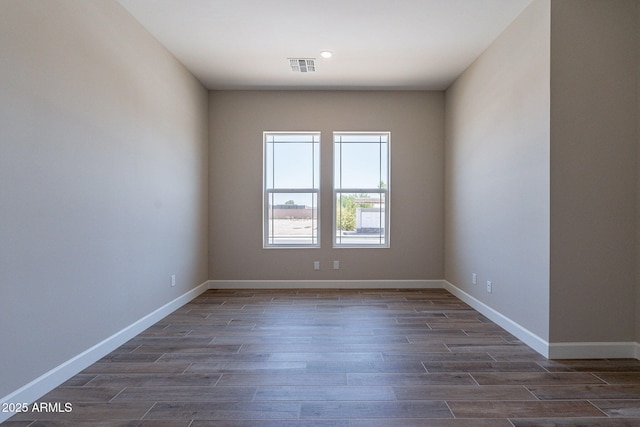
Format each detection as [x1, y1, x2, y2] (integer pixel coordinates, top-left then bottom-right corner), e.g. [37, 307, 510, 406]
[1, 0, 640, 425]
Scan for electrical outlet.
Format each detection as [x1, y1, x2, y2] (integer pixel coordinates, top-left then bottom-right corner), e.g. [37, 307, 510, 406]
[486, 280, 492, 293]
[472, 273, 477, 285]
[171, 274, 176, 287]
[333, 260, 340, 270]
[314, 261, 320, 271]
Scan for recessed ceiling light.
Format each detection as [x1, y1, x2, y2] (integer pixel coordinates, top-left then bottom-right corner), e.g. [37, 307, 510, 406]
[320, 50, 333, 59]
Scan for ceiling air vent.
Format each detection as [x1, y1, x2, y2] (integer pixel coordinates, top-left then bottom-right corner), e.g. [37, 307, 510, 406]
[289, 58, 316, 73]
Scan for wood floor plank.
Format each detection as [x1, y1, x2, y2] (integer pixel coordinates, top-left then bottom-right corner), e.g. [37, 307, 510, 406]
[190, 421, 350, 427]
[254, 385, 396, 401]
[81, 362, 190, 374]
[132, 344, 242, 354]
[393, 352, 495, 362]
[596, 373, 640, 384]
[350, 420, 514, 427]
[145, 401, 301, 420]
[539, 360, 640, 372]
[511, 418, 640, 426]
[267, 352, 384, 362]
[347, 372, 476, 386]
[304, 360, 428, 373]
[186, 361, 307, 373]
[590, 399, 640, 417]
[422, 361, 547, 373]
[112, 386, 257, 402]
[393, 385, 537, 400]
[39, 386, 124, 403]
[217, 373, 348, 386]
[447, 400, 605, 418]
[59, 374, 97, 387]
[299, 401, 453, 419]
[86, 373, 222, 387]
[471, 372, 606, 386]
[529, 384, 640, 400]
[4, 421, 192, 427]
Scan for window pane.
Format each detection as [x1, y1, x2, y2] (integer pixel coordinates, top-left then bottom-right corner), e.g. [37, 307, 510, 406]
[336, 142, 388, 188]
[264, 132, 320, 248]
[268, 142, 317, 189]
[333, 132, 390, 248]
[335, 192, 386, 246]
[267, 192, 318, 246]
[336, 134, 388, 143]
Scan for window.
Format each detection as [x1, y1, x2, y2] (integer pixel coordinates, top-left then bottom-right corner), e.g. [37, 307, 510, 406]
[334, 132, 390, 247]
[263, 132, 320, 248]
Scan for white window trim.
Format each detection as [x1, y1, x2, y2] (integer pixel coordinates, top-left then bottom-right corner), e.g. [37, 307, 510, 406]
[263, 131, 321, 249]
[333, 131, 390, 249]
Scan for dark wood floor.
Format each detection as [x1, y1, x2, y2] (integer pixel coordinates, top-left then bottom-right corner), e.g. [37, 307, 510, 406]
[7, 288, 640, 426]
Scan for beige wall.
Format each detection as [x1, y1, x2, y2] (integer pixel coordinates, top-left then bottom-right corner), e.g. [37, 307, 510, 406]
[445, 0, 551, 340]
[209, 91, 444, 281]
[0, 0, 209, 397]
[549, 0, 638, 343]
[446, 0, 639, 346]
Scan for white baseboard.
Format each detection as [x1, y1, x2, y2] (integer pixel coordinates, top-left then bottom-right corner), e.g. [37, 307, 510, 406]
[443, 280, 640, 360]
[443, 280, 550, 358]
[0, 281, 210, 424]
[208, 279, 445, 289]
[548, 341, 639, 359]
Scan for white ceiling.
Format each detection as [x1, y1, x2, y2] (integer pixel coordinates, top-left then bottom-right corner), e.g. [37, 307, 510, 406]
[117, 0, 533, 90]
